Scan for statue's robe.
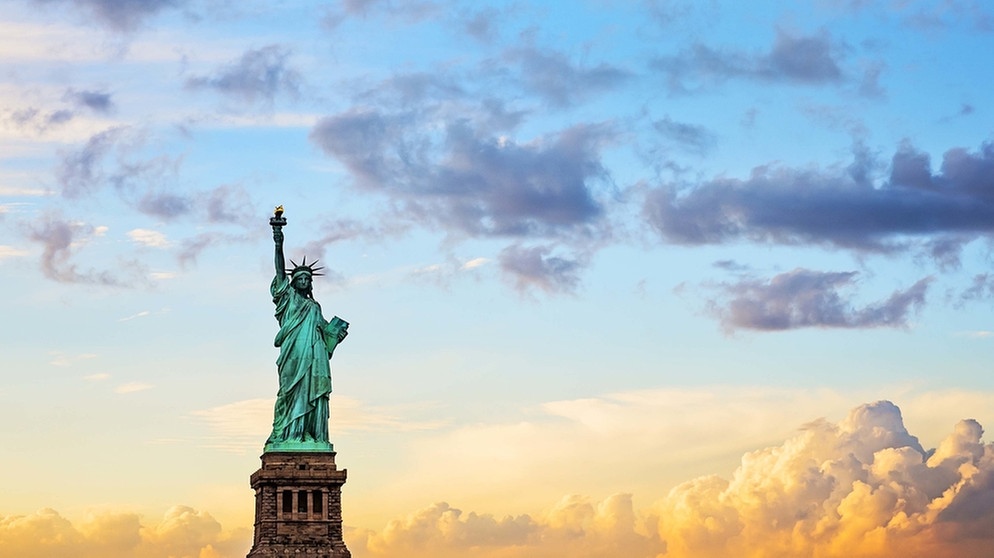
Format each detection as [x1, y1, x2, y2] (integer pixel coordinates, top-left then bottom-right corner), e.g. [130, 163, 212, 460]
[267, 274, 346, 445]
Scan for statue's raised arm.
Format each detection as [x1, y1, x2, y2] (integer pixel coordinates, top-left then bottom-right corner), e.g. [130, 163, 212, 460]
[265, 205, 349, 453]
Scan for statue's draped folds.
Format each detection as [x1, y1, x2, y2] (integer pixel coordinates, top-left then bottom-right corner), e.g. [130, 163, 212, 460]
[267, 274, 327, 445]
[266, 207, 348, 452]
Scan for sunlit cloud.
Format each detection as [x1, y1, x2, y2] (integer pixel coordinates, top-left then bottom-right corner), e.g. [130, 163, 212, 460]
[114, 382, 154, 394]
[49, 352, 98, 367]
[83, 372, 110, 381]
[0, 245, 28, 259]
[357, 400, 994, 558]
[7, 400, 994, 557]
[127, 229, 169, 248]
[461, 257, 489, 270]
[0, 505, 249, 558]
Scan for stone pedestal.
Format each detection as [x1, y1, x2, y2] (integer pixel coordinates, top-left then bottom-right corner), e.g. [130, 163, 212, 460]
[247, 452, 351, 558]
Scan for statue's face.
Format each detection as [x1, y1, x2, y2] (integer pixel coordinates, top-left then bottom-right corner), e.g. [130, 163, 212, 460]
[293, 273, 312, 290]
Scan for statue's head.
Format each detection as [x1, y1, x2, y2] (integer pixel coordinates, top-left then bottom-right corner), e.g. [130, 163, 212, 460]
[287, 257, 323, 298]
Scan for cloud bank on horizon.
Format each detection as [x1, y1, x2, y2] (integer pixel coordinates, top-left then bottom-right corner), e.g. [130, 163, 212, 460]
[4, 400, 994, 557]
[3, 0, 994, 332]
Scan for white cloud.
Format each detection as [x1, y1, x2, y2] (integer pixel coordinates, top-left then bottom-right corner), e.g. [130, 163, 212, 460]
[114, 382, 154, 394]
[0, 245, 28, 259]
[461, 257, 489, 270]
[49, 352, 98, 367]
[118, 310, 151, 322]
[83, 373, 110, 381]
[127, 229, 169, 248]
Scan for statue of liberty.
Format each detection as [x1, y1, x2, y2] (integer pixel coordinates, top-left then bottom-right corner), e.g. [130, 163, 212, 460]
[266, 206, 349, 452]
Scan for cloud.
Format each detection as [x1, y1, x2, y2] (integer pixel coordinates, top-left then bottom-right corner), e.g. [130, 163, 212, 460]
[127, 229, 169, 248]
[63, 88, 115, 113]
[115, 382, 154, 394]
[204, 184, 254, 224]
[461, 257, 489, 270]
[652, 400, 994, 557]
[644, 140, 994, 259]
[461, 6, 502, 43]
[3, 107, 75, 133]
[27, 213, 128, 285]
[322, 0, 440, 29]
[118, 310, 151, 321]
[311, 114, 611, 239]
[707, 268, 931, 332]
[359, 399, 994, 558]
[8, 398, 994, 557]
[355, 495, 663, 558]
[653, 115, 717, 156]
[959, 273, 994, 304]
[503, 46, 632, 108]
[0, 245, 29, 260]
[29, 0, 184, 32]
[185, 45, 302, 105]
[498, 243, 586, 294]
[49, 352, 98, 367]
[56, 127, 125, 198]
[56, 127, 186, 219]
[0, 506, 247, 558]
[651, 28, 845, 93]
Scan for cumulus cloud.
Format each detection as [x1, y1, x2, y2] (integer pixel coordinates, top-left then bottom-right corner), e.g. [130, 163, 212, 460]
[0, 506, 247, 558]
[357, 400, 994, 558]
[644, 140, 994, 261]
[653, 400, 994, 557]
[185, 45, 302, 105]
[9, 400, 994, 557]
[355, 494, 662, 558]
[708, 268, 931, 332]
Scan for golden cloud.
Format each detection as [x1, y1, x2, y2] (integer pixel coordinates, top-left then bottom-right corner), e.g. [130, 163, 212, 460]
[0, 506, 248, 558]
[6, 401, 994, 557]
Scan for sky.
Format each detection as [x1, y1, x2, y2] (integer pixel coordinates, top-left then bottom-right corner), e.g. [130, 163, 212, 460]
[3, 0, 994, 556]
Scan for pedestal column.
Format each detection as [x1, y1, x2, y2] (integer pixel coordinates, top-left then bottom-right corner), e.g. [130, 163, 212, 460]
[247, 452, 351, 558]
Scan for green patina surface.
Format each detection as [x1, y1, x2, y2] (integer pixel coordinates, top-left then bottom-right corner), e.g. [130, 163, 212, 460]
[263, 440, 335, 453]
[265, 208, 348, 454]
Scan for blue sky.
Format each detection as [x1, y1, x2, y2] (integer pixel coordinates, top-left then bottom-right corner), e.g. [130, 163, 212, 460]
[4, 1, 994, 557]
